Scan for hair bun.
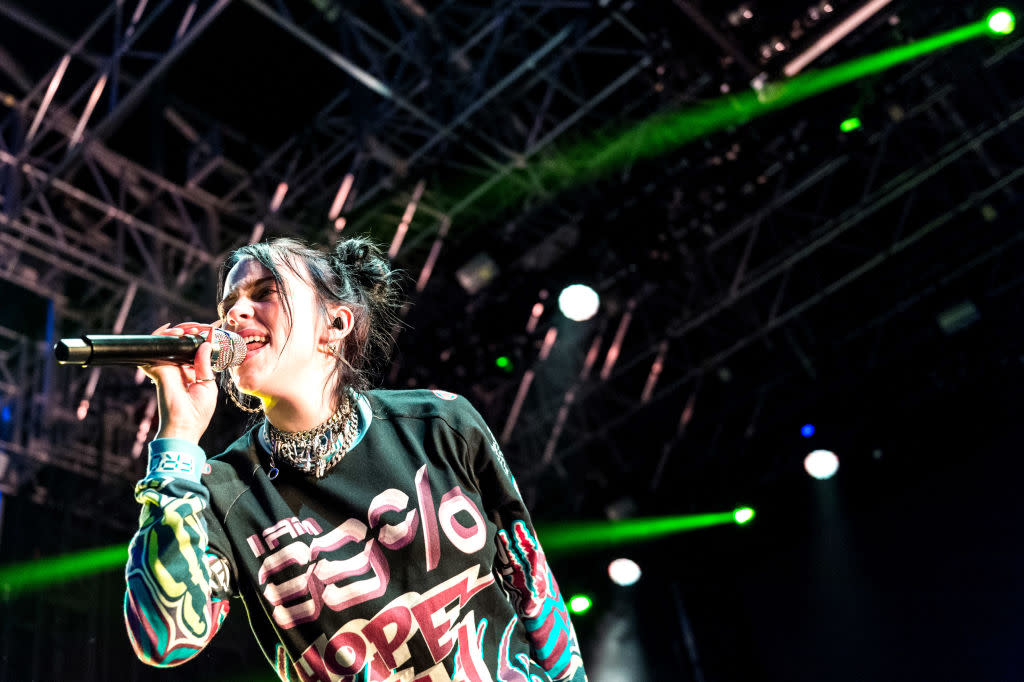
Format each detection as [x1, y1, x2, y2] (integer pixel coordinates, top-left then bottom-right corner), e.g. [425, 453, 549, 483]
[336, 239, 373, 270]
[333, 237, 394, 293]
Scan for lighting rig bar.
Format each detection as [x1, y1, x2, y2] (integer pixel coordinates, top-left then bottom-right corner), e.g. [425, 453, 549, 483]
[502, 27, 1024, 505]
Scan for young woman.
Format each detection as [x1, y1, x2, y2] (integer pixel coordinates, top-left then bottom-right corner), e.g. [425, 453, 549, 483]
[125, 238, 587, 682]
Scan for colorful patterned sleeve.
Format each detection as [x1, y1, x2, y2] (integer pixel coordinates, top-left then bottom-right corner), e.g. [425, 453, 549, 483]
[456, 398, 589, 682]
[124, 438, 234, 667]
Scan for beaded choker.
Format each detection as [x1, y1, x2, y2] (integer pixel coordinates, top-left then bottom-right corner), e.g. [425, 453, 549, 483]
[263, 390, 359, 479]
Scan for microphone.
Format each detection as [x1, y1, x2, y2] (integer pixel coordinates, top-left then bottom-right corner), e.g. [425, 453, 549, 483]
[53, 328, 247, 372]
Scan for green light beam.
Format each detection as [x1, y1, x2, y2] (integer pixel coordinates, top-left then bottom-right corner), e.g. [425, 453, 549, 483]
[526, 19, 990, 197]
[381, 13, 1002, 234]
[537, 510, 751, 554]
[0, 544, 128, 598]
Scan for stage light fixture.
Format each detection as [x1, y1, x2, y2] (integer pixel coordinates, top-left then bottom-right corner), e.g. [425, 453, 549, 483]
[840, 117, 862, 132]
[801, 423, 816, 438]
[804, 449, 840, 480]
[608, 558, 642, 586]
[558, 284, 599, 322]
[569, 595, 593, 614]
[733, 507, 755, 525]
[455, 253, 499, 294]
[987, 8, 1015, 35]
[495, 356, 513, 372]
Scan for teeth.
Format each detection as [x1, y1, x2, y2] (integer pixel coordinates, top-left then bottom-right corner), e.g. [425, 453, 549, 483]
[245, 335, 268, 345]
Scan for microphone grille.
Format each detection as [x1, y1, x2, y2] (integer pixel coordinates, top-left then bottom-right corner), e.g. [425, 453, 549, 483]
[209, 328, 247, 371]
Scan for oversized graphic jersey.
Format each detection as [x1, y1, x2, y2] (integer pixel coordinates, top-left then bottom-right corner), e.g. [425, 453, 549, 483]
[124, 389, 587, 682]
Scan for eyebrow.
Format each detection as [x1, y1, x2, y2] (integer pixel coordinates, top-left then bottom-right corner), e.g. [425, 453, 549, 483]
[218, 276, 277, 313]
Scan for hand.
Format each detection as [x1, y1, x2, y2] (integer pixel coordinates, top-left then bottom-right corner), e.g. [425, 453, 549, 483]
[140, 322, 221, 444]
[496, 521, 553, 618]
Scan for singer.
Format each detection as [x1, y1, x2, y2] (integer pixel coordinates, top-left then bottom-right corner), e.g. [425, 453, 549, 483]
[124, 237, 587, 681]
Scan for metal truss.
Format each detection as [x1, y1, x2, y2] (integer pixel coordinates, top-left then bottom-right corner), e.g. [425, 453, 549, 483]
[1, 2, 1020, 677]
[501, 36, 1024, 506]
[0, 0, 669, 494]
[0, 0, 661, 319]
[0, 0, 271, 494]
[211, 0, 659, 260]
[0, 0, 240, 324]
[0, 320, 143, 496]
[4, 0, 1016, 511]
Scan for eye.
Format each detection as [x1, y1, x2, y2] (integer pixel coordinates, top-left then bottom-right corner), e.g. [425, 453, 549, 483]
[254, 285, 277, 300]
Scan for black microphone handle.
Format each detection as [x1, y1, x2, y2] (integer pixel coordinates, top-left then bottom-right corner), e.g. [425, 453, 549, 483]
[54, 334, 203, 366]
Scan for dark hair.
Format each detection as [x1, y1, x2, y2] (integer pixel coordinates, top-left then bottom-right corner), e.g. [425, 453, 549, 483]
[217, 237, 402, 409]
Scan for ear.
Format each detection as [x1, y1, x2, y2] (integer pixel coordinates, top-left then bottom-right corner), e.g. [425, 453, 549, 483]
[325, 305, 355, 340]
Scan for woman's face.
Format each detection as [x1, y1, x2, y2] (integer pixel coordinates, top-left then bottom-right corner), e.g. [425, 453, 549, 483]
[219, 255, 330, 403]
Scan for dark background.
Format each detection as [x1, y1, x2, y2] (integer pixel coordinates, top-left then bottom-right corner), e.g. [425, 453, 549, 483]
[1, 0, 1023, 680]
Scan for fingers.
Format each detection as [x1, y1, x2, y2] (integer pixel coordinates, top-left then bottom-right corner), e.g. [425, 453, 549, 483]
[171, 321, 207, 339]
[143, 322, 217, 383]
[152, 321, 206, 338]
[142, 324, 190, 380]
[138, 364, 186, 397]
[177, 363, 196, 386]
[193, 339, 215, 382]
[152, 321, 220, 336]
[139, 322, 220, 444]
[151, 322, 177, 337]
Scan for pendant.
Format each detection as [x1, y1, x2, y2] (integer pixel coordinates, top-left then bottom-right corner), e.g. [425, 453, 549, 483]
[268, 466, 279, 480]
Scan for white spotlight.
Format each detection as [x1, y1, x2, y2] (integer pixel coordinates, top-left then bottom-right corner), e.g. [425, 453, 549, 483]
[558, 284, 599, 322]
[608, 558, 642, 586]
[804, 449, 839, 480]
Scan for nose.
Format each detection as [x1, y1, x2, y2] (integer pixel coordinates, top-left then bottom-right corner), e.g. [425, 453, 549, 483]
[224, 297, 254, 328]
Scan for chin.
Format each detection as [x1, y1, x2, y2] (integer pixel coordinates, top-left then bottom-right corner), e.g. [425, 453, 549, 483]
[230, 368, 260, 395]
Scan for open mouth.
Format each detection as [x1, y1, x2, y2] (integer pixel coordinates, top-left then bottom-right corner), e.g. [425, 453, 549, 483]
[243, 334, 270, 357]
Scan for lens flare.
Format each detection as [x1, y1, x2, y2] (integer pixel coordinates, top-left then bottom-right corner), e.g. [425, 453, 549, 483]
[608, 558, 642, 586]
[840, 117, 862, 132]
[569, 595, 593, 613]
[558, 284, 600, 322]
[733, 507, 756, 524]
[987, 9, 1016, 35]
[804, 449, 840, 480]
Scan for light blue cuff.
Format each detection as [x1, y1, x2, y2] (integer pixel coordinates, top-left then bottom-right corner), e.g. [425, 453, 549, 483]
[351, 390, 372, 450]
[147, 438, 207, 483]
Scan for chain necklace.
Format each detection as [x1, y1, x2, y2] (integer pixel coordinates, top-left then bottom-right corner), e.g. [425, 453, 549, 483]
[264, 390, 359, 479]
